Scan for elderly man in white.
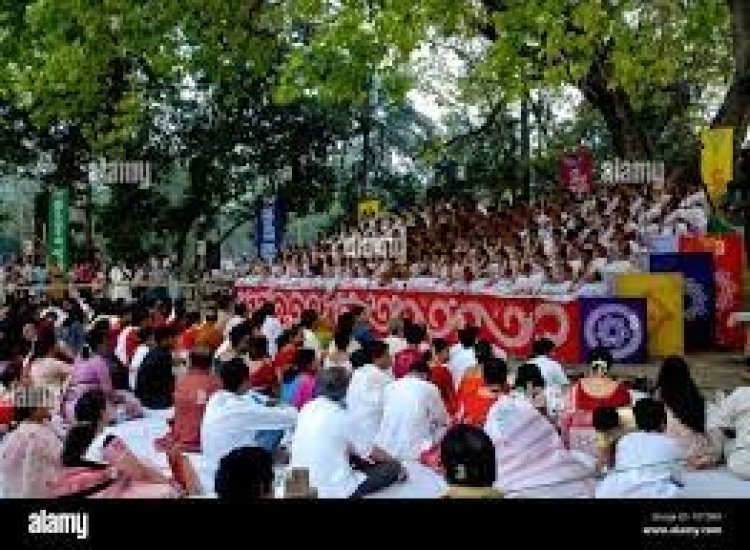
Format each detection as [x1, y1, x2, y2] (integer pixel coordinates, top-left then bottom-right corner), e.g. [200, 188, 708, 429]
[345, 340, 394, 455]
[291, 367, 404, 498]
[201, 358, 297, 473]
[374, 357, 449, 461]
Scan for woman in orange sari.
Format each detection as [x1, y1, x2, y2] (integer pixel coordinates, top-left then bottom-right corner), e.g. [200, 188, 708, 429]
[456, 357, 508, 427]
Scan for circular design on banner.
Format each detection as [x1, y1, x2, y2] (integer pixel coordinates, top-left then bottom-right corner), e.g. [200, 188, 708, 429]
[533, 303, 570, 345]
[684, 278, 708, 321]
[584, 303, 643, 361]
[427, 299, 455, 336]
[715, 270, 736, 311]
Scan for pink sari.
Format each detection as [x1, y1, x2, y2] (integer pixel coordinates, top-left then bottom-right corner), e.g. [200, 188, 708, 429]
[484, 395, 595, 498]
[53, 437, 180, 499]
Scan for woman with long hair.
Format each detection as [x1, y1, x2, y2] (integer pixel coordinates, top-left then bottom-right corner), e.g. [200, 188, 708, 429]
[57, 390, 189, 498]
[655, 356, 720, 469]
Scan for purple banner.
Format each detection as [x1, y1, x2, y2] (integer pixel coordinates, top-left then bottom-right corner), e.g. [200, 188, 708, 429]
[580, 297, 648, 364]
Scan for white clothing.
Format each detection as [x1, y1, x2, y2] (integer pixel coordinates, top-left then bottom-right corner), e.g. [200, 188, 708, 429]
[114, 326, 137, 367]
[345, 365, 394, 455]
[708, 387, 750, 479]
[374, 375, 448, 460]
[129, 344, 151, 389]
[223, 315, 245, 340]
[261, 316, 283, 358]
[448, 345, 478, 389]
[302, 328, 321, 356]
[595, 432, 682, 498]
[201, 390, 297, 467]
[290, 397, 366, 498]
[528, 355, 569, 387]
[384, 335, 408, 357]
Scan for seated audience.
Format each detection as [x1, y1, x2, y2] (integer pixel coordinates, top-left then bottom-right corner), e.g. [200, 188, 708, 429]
[457, 357, 508, 427]
[596, 398, 683, 498]
[709, 386, 750, 479]
[280, 348, 319, 410]
[201, 358, 298, 468]
[428, 339, 456, 416]
[291, 367, 404, 498]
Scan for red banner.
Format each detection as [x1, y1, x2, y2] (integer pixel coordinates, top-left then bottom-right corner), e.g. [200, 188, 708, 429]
[679, 233, 745, 349]
[559, 148, 594, 194]
[235, 285, 582, 364]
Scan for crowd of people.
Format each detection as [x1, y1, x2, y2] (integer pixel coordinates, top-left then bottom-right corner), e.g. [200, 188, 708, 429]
[1, 287, 748, 499]
[243, 182, 710, 295]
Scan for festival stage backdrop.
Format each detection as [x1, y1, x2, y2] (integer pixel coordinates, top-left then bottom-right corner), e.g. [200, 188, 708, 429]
[579, 298, 647, 364]
[235, 286, 582, 363]
[614, 273, 684, 357]
[679, 233, 744, 349]
[649, 252, 716, 351]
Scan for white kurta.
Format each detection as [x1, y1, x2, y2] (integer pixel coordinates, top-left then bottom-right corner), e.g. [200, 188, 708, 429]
[345, 365, 394, 455]
[595, 432, 683, 498]
[374, 375, 448, 460]
[528, 355, 569, 387]
[709, 387, 750, 479]
[261, 316, 283, 358]
[448, 345, 478, 390]
[290, 397, 366, 498]
[201, 390, 297, 467]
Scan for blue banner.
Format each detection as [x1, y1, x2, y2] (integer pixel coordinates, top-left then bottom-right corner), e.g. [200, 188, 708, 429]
[649, 252, 716, 351]
[255, 197, 286, 262]
[580, 297, 648, 364]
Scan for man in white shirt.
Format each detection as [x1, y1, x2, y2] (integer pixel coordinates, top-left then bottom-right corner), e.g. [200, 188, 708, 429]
[448, 326, 479, 390]
[346, 340, 394, 455]
[383, 317, 407, 357]
[201, 358, 298, 471]
[299, 309, 321, 357]
[527, 338, 569, 387]
[260, 302, 283, 358]
[374, 358, 449, 460]
[291, 367, 404, 498]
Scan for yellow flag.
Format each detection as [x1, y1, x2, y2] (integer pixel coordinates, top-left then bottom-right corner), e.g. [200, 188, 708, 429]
[701, 127, 734, 203]
[358, 198, 381, 220]
[615, 273, 684, 357]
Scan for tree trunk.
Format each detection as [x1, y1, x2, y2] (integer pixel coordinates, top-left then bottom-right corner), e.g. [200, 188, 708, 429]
[579, 51, 651, 159]
[712, 0, 750, 259]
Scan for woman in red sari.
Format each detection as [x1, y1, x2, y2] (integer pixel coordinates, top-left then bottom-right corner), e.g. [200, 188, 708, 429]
[560, 347, 631, 456]
[456, 357, 508, 427]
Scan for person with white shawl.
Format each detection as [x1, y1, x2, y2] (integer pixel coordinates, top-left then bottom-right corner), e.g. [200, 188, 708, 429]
[708, 387, 750, 480]
[596, 398, 683, 498]
[483, 391, 594, 498]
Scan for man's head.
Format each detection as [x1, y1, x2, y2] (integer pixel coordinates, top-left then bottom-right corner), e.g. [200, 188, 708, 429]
[189, 347, 213, 372]
[215, 446, 273, 500]
[234, 303, 248, 318]
[440, 424, 496, 488]
[154, 325, 175, 349]
[531, 338, 555, 358]
[404, 322, 424, 347]
[218, 358, 249, 394]
[316, 366, 350, 403]
[229, 322, 251, 353]
[432, 338, 449, 362]
[633, 398, 667, 433]
[482, 357, 508, 388]
[457, 325, 478, 349]
[350, 305, 367, 324]
[387, 317, 404, 337]
[300, 309, 318, 330]
[367, 340, 390, 370]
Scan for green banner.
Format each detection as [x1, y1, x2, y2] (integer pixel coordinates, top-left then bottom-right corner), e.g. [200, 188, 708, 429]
[47, 187, 70, 271]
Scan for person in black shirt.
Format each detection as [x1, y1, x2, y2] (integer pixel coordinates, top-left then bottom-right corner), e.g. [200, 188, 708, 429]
[135, 325, 175, 409]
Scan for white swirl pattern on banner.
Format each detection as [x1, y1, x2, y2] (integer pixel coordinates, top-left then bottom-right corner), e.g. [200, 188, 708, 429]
[531, 302, 570, 346]
[235, 286, 576, 357]
[583, 303, 643, 361]
[684, 278, 709, 321]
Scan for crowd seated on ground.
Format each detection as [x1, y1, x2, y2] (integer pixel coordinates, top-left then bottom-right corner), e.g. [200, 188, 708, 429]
[1, 291, 749, 500]
[240, 182, 709, 296]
